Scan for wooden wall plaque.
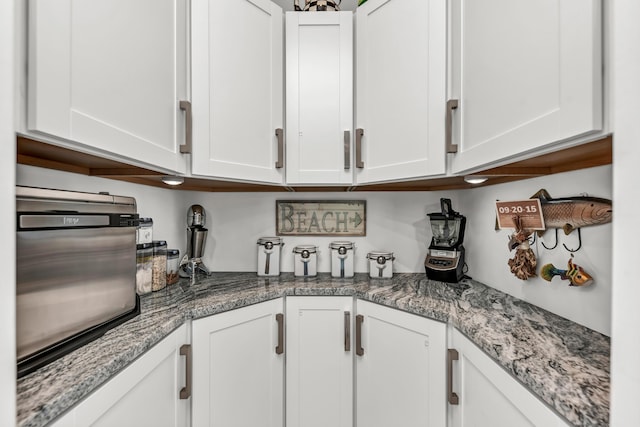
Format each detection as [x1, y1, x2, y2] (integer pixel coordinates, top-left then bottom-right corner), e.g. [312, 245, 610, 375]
[276, 200, 366, 236]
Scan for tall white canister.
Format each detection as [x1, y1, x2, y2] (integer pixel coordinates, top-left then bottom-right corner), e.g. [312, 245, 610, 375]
[257, 237, 283, 276]
[329, 241, 354, 278]
[293, 245, 318, 277]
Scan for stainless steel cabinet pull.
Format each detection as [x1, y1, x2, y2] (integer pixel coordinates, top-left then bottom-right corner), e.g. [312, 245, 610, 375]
[275, 128, 284, 168]
[355, 128, 364, 168]
[446, 99, 459, 154]
[355, 314, 364, 356]
[179, 344, 192, 399]
[344, 311, 351, 351]
[179, 101, 192, 154]
[344, 130, 351, 170]
[275, 313, 284, 354]
[447, 348, 459, 405]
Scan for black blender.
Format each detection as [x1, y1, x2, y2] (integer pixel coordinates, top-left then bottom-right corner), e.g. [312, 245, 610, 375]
[425, 198, 466, 283]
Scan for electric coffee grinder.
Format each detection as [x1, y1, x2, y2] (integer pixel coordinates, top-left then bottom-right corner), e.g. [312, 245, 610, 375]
[425, 198, 466, 283]
[179, 204, 211, 280]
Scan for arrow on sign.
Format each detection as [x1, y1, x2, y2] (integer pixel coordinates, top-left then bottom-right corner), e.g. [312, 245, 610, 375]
[350, 212, 362, 228]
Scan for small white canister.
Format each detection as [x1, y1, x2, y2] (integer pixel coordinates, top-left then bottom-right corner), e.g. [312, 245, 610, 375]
[257, 237, 283, 276]
[330, 241, 355, 278]
[367, 251, 395, 278]
[293, 245, 318, 277]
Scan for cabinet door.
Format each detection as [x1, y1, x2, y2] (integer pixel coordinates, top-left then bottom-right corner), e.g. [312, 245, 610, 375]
[192, 299, 284, 427]
[51, 324, 190, 427]
[356, 300, 446, 427]
[449, 329, 570, 427]
[28, 0, 188, 174]
[286, 12, 353, 185]
[355, 0, 447, 184]
[286, 296, 353, 427]
[449, 0, 602, 174]
[191, 0, 284, 184]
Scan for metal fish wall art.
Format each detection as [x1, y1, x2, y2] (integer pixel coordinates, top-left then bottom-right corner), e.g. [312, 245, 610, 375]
[532, 189, 612, 236]
[540, 256, 594, 287]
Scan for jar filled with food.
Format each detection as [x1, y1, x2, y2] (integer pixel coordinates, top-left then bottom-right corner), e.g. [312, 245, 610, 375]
[136, 218, 153, 244]
[166, 249, 180, 285]
[152, 240, 167, 291]
[329, 241, 355, 278]
[136, 243, 153, 295]
[293, 245, 318, 277]
[257, 237, 283, 276]
[366, 251, 394, 279]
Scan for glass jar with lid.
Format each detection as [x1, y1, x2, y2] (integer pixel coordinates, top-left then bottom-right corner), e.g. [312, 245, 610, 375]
[329, 241, 354, 278]
[257, 237, 283, 276]
[136, 218, 153, 244]
[293, 245, 318, 277]
[136, 243, 153, 295]
[152, 240, 167, 291]
[166, 249, 180, 285]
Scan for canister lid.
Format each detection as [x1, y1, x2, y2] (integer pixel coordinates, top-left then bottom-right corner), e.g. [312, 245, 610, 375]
[366, 251, 395, 262]
[293, 245, 317, 254]
[152, 240, 167, 247]
[139, 217, 153, 225]
[257, 237, 283, 246]
[167, 249, 180, 257]
[329, 241, 354, 250]
[136, 243, 153, 250]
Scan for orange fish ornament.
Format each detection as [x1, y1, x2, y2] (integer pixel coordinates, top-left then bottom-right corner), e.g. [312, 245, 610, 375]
[540, 256, 594, 287]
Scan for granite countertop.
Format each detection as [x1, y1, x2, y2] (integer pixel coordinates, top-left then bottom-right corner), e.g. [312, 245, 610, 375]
[16, 273, 610, 427]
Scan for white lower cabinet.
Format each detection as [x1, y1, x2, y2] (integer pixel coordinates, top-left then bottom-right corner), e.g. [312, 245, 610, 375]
[286, 296, 353, 427]
[355, 300, 447, 427]
[449, 328, 570, 427]
[51, 324, 190, 427]
[191, 299, 285, 427]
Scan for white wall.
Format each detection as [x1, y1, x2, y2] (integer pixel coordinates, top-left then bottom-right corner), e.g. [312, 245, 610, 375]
[610, 0, 640, 425]
[1, 0, 15, 422]
[179, 190, 459, 274]
[16, 165, 186, 254]
[458, 166, 612, 336]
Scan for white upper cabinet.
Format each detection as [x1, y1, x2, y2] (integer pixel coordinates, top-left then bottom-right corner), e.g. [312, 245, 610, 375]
[355, 0, 447, 184]
[449, 0, 603, 174]
[191, 0, 284, 184]
[27, 0, 188, 174]
[286, 12, 353, 185]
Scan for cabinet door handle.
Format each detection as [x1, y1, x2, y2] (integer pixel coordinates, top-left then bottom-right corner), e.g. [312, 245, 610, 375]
[275, 313, 284, 354]
[355, 128, 364, 168]
[447, 348, 460, 405]
[179, 100, 192, 154]
[179, 344, 192, 400]
[344, 311, 351, 351]
[344, 130, 351, 170]
[446, 99, 459, 154]
[275, 128, 284, 169]
[355, 314, 364, 356]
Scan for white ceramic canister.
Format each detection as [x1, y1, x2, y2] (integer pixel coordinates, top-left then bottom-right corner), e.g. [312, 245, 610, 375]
[257, 237, 283, 276]
[329, 241, 355, 278]
[293, 245, 318, 277]
[367, 251, 395, 278]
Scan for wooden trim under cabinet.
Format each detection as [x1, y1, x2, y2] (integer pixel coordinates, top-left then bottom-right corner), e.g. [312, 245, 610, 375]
[16, 135, 612, 192]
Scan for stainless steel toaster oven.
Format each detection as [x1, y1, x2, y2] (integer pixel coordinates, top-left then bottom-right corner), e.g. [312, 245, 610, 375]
[16, 186, 140, 377]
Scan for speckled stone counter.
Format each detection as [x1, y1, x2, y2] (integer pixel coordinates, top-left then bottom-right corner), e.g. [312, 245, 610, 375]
[16, 273, 610, 427]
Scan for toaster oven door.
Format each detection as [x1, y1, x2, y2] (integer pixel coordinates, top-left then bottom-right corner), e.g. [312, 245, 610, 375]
[16, 222, 137, 370]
